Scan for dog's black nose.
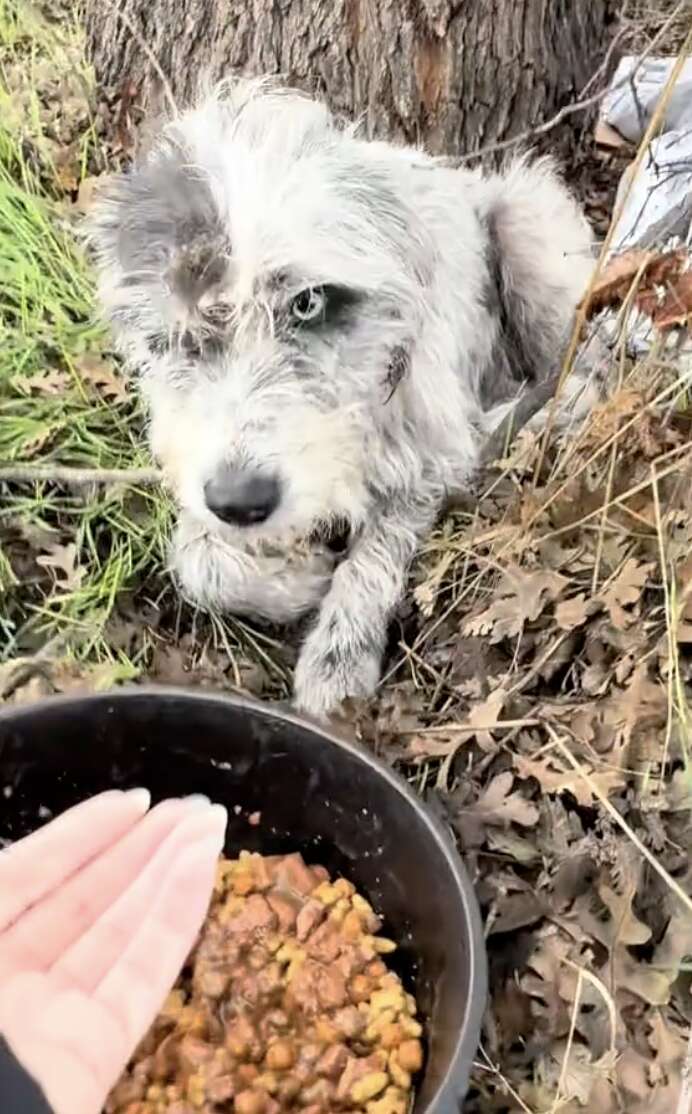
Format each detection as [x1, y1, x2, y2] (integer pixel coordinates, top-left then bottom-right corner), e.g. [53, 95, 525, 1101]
[204, 468, 280, 527]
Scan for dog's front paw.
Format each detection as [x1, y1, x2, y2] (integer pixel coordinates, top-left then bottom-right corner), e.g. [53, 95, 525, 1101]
[293, 620, 383, 720]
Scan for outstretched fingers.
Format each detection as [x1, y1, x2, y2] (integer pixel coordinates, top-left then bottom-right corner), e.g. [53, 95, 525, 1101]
[92, 817, 226, 1092]
[0, 790, 151, 932]
[0, 797, 200, 980]
[53, 804, 227, 993]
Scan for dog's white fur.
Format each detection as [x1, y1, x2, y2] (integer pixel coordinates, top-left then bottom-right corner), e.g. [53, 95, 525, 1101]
[88, 78, 596, 718]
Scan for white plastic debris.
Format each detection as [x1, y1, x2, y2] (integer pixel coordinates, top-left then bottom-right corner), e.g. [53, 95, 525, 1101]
[603, 56, 692, 143]
[600, 55, 692, 252]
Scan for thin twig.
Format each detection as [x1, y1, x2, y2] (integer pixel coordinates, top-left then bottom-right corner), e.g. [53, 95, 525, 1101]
[550, 967, 583, 1114]
[651, 465, 675, 790]
[398, 718, 540, 736]
[474, 1045, 536, 1114]
[0, 463, 163, 487]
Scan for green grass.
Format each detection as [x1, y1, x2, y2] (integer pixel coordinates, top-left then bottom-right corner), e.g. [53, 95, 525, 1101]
[0, 1, 290, 694]
[0, 0, 173, 664]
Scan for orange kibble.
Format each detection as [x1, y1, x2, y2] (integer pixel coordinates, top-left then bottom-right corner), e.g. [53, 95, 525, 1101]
[379, 1023, 404, 1049]
[397, 1040, 423, 1073]
[232, 872, 256, 896]
[111, 852, 423, 1114]
[278, 1076, 302, 1102]
[236, 1064, 259, 1086]
[366, 960, 387, 979]
[342, 910, 364, 940]
[350, 974, 372, 1003]
[313, 1018, 339, 1044]
[235, 1089, 267, 1114]
[266, 1040, 295, 1071]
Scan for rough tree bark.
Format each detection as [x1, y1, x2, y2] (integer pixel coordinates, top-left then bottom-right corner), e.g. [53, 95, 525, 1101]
[86, 0, 619, 157]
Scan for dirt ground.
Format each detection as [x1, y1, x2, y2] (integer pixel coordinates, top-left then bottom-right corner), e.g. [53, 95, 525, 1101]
[1, 2, 692, 1112]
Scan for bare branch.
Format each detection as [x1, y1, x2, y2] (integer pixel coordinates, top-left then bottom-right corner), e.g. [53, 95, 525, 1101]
[0, 463, 163, 487]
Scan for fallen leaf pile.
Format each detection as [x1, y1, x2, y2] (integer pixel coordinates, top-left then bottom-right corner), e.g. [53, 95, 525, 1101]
[341, 352, 692, 1112]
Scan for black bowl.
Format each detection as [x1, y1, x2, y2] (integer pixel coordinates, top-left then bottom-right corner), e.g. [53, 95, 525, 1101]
[0, 687, 486, 1111]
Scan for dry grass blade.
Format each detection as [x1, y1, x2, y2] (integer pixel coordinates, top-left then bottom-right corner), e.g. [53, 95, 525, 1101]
[550, 967, 583, 1114]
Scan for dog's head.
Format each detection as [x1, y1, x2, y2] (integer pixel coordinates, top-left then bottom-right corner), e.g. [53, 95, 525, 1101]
[89, 79, 432, 542]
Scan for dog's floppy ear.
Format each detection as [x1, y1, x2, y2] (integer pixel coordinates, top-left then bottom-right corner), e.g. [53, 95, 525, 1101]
[88, 140, 226, 275]
[86, 135, 230, 329]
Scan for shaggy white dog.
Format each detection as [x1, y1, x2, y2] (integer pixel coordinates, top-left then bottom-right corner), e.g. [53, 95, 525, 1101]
[88, 78, 595, 719]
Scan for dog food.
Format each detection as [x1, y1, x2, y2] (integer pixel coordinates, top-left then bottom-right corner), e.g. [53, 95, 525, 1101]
[106, 852, 423, 1114]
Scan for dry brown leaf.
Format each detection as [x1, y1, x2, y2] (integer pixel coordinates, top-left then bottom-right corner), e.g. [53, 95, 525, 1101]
[513, 754, 626, 808]
[35, 542, 85, 592]
[651, 906, 692, 987]
[598, 882, 651, 946]
[600, 558, 653, 630]
[487, 890, 546, 935]
[665, 768, 692, 811]
[617, 1046, 655, 1101]
[639, 269, 692, 331]
[647, 1010, 687, 1068]
[676, 552, 692, 620]
[615, 955, 672, 1006]
[470, 772, 540, 829]
[14, 368, 72, 396]
[537, 1043, 618, 1108]
[571, 867, 675, 1008]
[674, 621, 692, 643]
[584, 248, 655, 314]
[594, 119, 631, 149]
[463, 567, 568, 643]
[606, 664, 667, 754]
[76, 354, 130, 403]
[466, 687, 507, 750]
[486, 828, 541, 864]
[583, 248, 689, 322]
[555, 592, 590, 631]
[582, 388, 645, 451]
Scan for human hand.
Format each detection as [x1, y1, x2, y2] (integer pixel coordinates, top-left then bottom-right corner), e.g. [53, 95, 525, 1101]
[0, 789, 227, 1114]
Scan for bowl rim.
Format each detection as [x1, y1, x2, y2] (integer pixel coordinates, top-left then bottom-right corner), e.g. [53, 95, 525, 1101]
[0, 684, 487, 1112]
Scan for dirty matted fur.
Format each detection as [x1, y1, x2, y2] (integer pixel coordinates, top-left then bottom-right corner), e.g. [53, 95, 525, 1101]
[88, 78, 596, 719]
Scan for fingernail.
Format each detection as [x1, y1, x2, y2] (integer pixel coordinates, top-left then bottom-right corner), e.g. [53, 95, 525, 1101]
[124, 788, 151, 811]
[207, 803, 228, 833]
[184, 794, 212, 808]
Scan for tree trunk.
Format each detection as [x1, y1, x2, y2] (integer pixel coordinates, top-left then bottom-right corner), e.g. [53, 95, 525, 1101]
[86, 0, 618, 158]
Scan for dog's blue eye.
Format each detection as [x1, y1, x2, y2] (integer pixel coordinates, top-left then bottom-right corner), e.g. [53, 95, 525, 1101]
[291, 287, 326, 324]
